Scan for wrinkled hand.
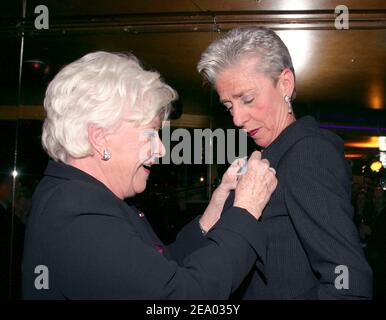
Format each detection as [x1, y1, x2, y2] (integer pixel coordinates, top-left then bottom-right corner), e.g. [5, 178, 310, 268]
[234, 151, 277, 220]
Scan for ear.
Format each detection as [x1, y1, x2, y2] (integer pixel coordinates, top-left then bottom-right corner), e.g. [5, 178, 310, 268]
[87, 124, 107, 158]
[278, 68, 295, 98]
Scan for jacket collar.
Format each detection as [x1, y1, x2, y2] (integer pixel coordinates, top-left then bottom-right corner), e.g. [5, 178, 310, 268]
[44, 160, 142, 207]
[44, 160, 115, 193]
[261, 116, 319, 167]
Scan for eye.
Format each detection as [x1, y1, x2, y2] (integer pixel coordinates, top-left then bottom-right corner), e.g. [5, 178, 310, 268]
[142, 129, 157, 141]
[152, 128, 161, 138]
[242, 96, 254, 105]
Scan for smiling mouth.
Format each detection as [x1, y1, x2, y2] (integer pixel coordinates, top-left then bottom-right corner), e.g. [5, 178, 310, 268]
[142, 164, 152, 173]
[247, 128, 260, 137]
[142, 163, 154, 173]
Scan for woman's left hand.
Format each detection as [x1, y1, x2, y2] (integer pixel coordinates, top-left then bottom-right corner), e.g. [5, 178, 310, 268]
[211, 158, 246, 207]
[199, 158, 246, 233]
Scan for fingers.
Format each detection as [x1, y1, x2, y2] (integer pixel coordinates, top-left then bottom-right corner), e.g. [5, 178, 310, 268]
[265, 171, 278, 194]
[241, 160, 276, 191]
[255, 162, 277, 197]
[249, 151, 262, 161]
[226, 157, 247, 178]
[247, 158, 270, 177]
[260, 160, 276, 190]
[228, 155, 277, 192]
[219, 158, 246, 192]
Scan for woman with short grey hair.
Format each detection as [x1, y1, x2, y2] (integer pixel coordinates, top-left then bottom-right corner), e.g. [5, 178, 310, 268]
[197, 26, 372, 299]
[22, 51, 277, 299]
[198, 26, 295, 98]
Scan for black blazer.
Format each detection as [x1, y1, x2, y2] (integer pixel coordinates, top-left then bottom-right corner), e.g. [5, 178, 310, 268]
[227, 116, 371, 299]
[22, 160, 267, 299]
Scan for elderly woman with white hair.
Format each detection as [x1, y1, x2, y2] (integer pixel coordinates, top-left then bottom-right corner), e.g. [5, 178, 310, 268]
[22, 51, 277, 299]
[197, 26, 373, 299]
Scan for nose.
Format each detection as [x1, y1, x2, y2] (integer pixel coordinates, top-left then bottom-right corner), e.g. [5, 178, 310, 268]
[153, 135, 166, 159]
[232, 104, 249, 128]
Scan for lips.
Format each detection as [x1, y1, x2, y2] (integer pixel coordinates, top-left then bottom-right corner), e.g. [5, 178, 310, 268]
[247, 128, 260, 137]
[142, 164, 152, 174]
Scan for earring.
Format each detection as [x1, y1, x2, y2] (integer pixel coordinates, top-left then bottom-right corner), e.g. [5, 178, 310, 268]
[102, 148, 112, 161]
[284, 95, 293, 114]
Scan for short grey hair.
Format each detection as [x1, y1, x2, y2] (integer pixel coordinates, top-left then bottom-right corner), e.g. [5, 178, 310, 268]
[197, 26, 295, 93]
[42, 51, 177, 163]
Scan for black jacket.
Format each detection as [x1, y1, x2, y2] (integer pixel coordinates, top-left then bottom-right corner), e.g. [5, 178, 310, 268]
[235, 116, 372, 299]
[22, 160, 267, 299]
[178, 116, 372, 299]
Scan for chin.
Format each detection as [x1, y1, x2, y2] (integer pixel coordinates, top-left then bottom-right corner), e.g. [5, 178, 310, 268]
[133, 182, 147, 195]
[254, 136, 271, 148]
[253, 138, 264, 147]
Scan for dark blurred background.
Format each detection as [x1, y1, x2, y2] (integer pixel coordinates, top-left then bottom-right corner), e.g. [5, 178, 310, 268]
[0, 0, 385, 299]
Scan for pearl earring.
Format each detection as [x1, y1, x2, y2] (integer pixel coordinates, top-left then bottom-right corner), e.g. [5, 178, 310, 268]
[102, 148, 112, 161]
[284, 95, 292, 114]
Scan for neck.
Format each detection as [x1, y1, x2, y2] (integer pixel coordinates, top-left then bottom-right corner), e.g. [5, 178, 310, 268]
[287, 113, 296, 125]
[279, 113, 296, 136]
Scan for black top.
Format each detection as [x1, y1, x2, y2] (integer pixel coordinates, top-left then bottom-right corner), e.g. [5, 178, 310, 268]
[22, 159, 267, 299]
[224, 116, 372, 299]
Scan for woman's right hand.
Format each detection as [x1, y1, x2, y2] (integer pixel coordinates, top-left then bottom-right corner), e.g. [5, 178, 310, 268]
[234, 151, 277, 220]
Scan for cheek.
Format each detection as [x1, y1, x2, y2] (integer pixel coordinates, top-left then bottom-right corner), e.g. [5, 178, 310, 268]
[132, 169, 148, 194]
[114, 150, 135, 174]
[137, 140, 154, 163]
[249, 98, 272, 125]
[255, 93, 282, 127]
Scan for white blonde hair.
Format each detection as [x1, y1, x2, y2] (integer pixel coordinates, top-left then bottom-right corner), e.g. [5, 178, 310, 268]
[42, 51, 177, 163]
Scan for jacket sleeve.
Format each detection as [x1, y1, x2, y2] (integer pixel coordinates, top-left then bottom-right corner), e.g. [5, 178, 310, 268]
[282, 136, 373, 299]
[167, 191, 237, 264]
[166, 215, 207, 265]
[52, 204, 267, 299]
